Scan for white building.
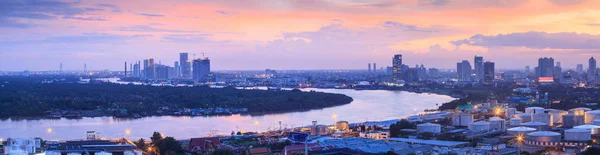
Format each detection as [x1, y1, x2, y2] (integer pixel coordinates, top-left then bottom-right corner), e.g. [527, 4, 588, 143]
[3, 138, 42, 155]
[359, 131, 390, 140]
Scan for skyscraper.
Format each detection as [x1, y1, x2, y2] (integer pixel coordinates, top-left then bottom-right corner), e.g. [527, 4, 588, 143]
[577, 64, 584, 73]
[392, 54, 403, 81]
[368, 63, 371, 72]
[174, 61, 180, 77]
[554, 62, 562, 81]
[474, 56, 483, 82]
[180, 53, 191, 78]
[457, 60, 472, 82]
[193, 58, 211, 82]
[373, 63, 377, 72]
[536, 57, 554, 78]
[484, 61, 495, 84]
[589, 57, 597, 81]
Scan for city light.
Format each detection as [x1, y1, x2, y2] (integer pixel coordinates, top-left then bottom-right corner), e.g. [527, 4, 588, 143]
[516, 135, 524, 143]
[47, 128, 53, 134]
[125, 129, 131, 136]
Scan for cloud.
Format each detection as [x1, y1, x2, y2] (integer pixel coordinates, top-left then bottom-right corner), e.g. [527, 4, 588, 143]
[215, 10, 239, 15]
[117, 25, 200, 33]
[97, 4, 121, 13]
[0, 33, 150, 45]
[382, 21, 439, 32]
[451, 32, 600, 49]
[161, 34, 214, 43]
[419, 0, 450, 6]
[138, 13, 165, 17]
[62, 15, 107, 21]
[586, 23, 600, 27]
[547, 0, 588, 6]
[0, 18, 36, 28]
[0, 0, 106, 28]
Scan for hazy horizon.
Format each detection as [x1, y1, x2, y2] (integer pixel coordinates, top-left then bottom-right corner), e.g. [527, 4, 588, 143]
[2, 0, 600, 71]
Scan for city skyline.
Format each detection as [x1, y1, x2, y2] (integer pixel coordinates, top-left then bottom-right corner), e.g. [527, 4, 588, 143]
[2, 0, 600, 71]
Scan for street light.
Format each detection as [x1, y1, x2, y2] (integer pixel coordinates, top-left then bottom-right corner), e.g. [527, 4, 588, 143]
[125, 129, 131, 136]
[47, 128, 53, 134]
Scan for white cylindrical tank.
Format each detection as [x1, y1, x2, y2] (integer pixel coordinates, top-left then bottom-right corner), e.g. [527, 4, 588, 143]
[507, 126, 537, 136]
[505, 108, 517, 118]
[525, 131, 561, 146]
[417, 123, 441, 134]
[490, 117, 506, 131]
[585, 110, 600, 124]
[521, 121, 547, 131]
[510, 118, 523, 126]
[564, 128, 591, 142]
[95, 152, 113, 155]
[46, 151, 61, 155]
[470, 121, 491, 132]
[545, 109, 567, 125]
[335, 121, 350, 131]
[593, 119, 600, 126]
[574, 124, 600, 135]
[67, 153, 82, 155]
[563, 114, 585, 128]
[515, 113, 533, 123]
[533, 113, 553, 126]
[569, 107, 591, 115]
[452, 113, 473, 127]
[526, 107, 545, 114]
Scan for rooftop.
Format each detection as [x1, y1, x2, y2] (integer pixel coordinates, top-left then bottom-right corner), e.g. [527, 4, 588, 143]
[386, 138, 469, 147]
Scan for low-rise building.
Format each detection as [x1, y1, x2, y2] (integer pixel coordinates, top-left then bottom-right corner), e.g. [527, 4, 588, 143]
[3, 138, 42, 155]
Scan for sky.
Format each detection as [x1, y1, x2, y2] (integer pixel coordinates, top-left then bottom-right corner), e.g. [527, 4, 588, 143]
[1, 0, 600, 71]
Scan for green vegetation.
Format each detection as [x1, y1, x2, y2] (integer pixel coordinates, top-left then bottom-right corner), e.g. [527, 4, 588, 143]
[389, 119, 415, 137]
[0, 77, 353, 117]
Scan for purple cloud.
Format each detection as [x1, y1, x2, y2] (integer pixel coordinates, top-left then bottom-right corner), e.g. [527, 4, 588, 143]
[451, 31, 600, 49]
[215, 10, 239, 15]
[138, 13, 165, 17]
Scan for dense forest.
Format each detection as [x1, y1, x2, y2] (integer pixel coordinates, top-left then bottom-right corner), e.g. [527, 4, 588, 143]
[0, 76, 353, 117]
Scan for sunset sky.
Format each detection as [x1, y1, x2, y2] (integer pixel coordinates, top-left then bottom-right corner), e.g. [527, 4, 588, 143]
[2, 0, 600, 71]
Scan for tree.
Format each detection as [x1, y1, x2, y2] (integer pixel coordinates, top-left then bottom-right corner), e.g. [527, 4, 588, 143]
[237, 131, 242, 135]
[383, 151, 399, 155]
[583, 147, 600, 155]
[135, 138, 147, 151]
[151, 132, 163, 144]
[154, 137, 184, 155]
[389, 119, 415, 137]
[213, 149, 234, 155]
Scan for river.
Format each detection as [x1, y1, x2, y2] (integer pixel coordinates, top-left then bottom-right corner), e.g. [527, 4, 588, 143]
[0, 88, 455, 140]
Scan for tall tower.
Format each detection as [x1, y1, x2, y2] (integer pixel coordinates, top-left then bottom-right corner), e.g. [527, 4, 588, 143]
[124, 62, 127, 77]
[373, 63, 377, 72]
[368, 63, 371, 72]
[60, 63, 63, 74]
[180, 53, 190, 78]
[474, 56, 483, 82]
[193, 57, 211, 82]
[589, 57, 597, 82]
[392, 54, 403, 81]
[536, 57, 554, 78]
[484, 61, 495, 84]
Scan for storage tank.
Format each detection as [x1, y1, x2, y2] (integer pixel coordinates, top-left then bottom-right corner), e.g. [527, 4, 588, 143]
[574, 124, 600, 135]
[417, 123, 441, 134]
[507, 126, 536, 136]
[593, 119, 600, 126]
[46, 151, 61, 155]
[545, 109, 567, 125]
[452, 113, 473, 127]
[510, 118, 523, 126]
[489, 117, 506, 131]
[469, 121, 491, 132]
[515, 113, 533, 123]
[335, 121, 349, 131]
[585, 110, 600, 124]
[67, 153, 82, 155]
[563, 114, 585, 128]
[521, 121, 547, 131]
[533, 113, 553, 126]
[95, 152, 113, 155]
[314, 125, 328, 136]
[525, 131, 561, 146]
[569, 107, 591, 115]
[525, 107, 545, 114]
[505, 108, 517, 118]
[564, 128, 591, 142]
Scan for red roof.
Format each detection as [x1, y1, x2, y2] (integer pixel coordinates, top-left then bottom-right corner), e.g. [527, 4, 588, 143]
[188, 137, 221, 152]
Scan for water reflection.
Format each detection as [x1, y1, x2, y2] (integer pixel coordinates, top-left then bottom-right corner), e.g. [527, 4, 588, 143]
[0, 88, 455, 140]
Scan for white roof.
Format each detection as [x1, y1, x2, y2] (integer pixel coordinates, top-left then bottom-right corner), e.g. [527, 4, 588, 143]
[521, 121, 547, 126]
[569, 107, 592, 111]
[517, 113, 532, 116]
[490, 117, 503, 121]
[417, 123, 441, 127]
[507, 126, 536, 132]
[510, 118, 522, 120]
[386, 138, 469, 147]
[574, 124, 600, 129]
[586, 110, 600, 114]
[526, 107, 544, 110]
[472, 121, 490, 125]
[527, 131, 560, 137]
[565, 128, 590, 133]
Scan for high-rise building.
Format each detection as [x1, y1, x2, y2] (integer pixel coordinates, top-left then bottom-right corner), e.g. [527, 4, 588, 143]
[368, 63, 371, 72]
[589, 57, 597, 81]
[577, 64, 584, 73]
[474, 56, 484, 82]
[554, 62, 562, 81]
[536, 57, 554, 78]
[457, 60, 472, 82]
[180, 53, 191, 78]
[174, 61, 180, 77]
[373, 63, 377, 72]
[484, 61, 495, 84]
[428, 68, 439, 78]
[392, 54, 403, 80]
[193, 58, 211, 82]
[133, 61, 140, 77]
